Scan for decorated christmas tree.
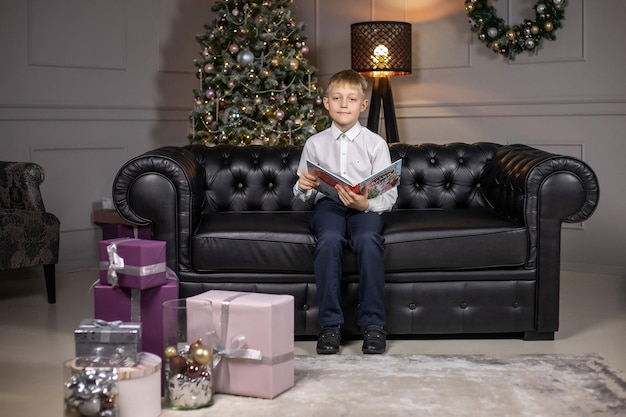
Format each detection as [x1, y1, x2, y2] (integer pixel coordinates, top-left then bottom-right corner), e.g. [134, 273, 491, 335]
[189, 0, 330, 146]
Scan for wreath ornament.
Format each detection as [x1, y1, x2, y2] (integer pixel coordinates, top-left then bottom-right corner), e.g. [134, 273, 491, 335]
[465, 0, 566, 60]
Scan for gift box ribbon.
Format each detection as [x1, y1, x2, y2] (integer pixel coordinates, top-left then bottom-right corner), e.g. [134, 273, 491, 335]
[90, 319, 123, 343]
[212, 293, 294, 392]
[103, 240, 166, 287]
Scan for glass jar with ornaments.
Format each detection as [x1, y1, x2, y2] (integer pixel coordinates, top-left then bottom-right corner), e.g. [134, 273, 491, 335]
[162, 298, 215, 409]
[63, 356, 119, 417]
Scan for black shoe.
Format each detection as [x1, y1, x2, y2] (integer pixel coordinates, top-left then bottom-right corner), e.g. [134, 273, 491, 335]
[316, 326, 341, 354]
[362, 325, 387, 354]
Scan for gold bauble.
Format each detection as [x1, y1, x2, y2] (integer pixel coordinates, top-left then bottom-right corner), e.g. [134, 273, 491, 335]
[544, 21, 554, 32]
[164, 345, 177, 359]
[530, 25, 540, 35]
[191, 346, 212, 366]
[287, 58, 299, 71]
[491, 41, 500, 52]
[505, 30, 516, 41]
[465, 2, 475, 12]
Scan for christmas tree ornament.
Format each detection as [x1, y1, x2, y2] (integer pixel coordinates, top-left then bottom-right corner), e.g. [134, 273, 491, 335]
[191, 345, 212, 366]
[169, 355, 188, 375]
[465, 0, 567, 60]
[287, 58, 299, 71]
[228, 43, 240, 54]
[164, 345, 177, 359]
[505, 30, 516, 41]
[274, 109, 285, 121]
[237, 49, 255, 66]
[78, 397, 102, 417]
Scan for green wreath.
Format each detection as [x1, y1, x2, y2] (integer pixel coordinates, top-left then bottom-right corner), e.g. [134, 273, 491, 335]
[465, 0, 566, 60]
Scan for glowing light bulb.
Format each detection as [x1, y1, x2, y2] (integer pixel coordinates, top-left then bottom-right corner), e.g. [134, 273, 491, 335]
[371, 45, 390, 69]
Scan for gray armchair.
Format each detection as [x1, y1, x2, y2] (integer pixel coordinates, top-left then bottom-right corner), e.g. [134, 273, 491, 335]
[0, 161, 60, 303]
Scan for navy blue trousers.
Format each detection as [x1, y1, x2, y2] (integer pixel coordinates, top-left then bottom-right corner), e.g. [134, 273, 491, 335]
[310, 198, 386, 329]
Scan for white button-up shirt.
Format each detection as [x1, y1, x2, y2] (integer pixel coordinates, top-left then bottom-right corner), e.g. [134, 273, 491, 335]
[293, 122, 398, 213]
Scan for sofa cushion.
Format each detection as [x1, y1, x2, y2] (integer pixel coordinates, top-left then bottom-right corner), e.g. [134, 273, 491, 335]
[381, 208, 527, 272]
[192, 208, 527, 275]
[192, 212, 316, 273]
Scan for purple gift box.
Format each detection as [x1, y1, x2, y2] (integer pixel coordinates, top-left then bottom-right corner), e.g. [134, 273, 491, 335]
[99, 238, 167, 289]
[94, 271, 178, 359]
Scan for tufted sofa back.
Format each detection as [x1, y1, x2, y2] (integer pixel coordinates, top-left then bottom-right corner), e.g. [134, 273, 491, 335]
[390, 142, 499, 209]
[184, 142, 501, 213]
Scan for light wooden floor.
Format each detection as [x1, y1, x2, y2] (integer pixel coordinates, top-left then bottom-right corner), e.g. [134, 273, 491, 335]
[0, 269, 624, 415]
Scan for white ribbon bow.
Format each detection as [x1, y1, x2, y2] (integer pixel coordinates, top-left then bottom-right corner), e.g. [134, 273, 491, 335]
[107, 243, 125, 287]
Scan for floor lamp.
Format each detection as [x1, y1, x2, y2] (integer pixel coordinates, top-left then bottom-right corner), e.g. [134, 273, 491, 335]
[351, 21, 412, 143]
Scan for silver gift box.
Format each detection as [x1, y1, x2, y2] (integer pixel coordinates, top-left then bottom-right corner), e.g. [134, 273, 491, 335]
[74, 319, 142, 366]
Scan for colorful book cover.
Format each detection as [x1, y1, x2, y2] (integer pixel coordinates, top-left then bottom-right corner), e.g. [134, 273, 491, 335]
[306, 159, 402, 201]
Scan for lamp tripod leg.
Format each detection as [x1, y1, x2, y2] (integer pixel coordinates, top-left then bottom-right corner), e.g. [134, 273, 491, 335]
[366, 77, 399, 143]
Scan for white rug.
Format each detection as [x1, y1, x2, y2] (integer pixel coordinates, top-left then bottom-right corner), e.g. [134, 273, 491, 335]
[162, 354, 626, 417]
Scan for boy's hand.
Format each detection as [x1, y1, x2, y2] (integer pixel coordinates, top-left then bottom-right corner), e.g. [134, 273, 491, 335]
[298, 171, 319, 191]
[336, 185, 369, 211]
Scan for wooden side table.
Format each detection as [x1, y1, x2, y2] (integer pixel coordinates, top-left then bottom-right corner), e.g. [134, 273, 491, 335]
[93, 209, 151, 240]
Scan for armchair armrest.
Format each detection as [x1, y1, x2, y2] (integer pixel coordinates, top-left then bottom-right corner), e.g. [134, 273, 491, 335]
[112, 146, 205, 273]
[0, 162, 47, 211]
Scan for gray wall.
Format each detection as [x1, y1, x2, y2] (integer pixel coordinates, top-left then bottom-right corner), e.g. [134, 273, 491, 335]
[1, 1, 624, 275]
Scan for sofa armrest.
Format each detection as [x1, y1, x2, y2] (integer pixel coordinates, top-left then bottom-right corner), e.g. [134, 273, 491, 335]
[112, 146, 205, 273]
[483, 144, 598, 223]
[483, 144, 599, 268]
[482, 144, 599, 335]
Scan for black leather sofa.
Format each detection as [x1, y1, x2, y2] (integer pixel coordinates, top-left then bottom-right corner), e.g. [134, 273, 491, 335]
[112, 142, 599, 340]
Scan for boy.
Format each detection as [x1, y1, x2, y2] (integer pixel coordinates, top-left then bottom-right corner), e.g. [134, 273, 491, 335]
[293, 69, 398, 354]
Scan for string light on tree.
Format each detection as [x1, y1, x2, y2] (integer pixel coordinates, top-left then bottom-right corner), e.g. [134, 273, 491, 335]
[189, 0, 330, 146]
[465, 0, 566, 60]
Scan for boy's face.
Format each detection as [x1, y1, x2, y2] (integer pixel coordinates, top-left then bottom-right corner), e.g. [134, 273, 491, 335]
[323, 82, 369, 132]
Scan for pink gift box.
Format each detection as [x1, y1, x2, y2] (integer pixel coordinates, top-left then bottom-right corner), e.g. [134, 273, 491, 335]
[188, 290, 294, 399]
[98, 238, 167, 289]
[94, 272, 178, 359]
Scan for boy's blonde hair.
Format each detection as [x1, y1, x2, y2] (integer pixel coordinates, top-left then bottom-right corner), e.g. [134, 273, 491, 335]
[326, 69, 368, 98]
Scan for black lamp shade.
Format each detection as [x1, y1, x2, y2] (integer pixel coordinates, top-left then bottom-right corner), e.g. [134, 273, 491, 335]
[351, 21, 412, 77]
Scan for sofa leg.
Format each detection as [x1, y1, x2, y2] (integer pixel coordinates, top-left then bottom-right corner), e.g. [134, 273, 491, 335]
[43, 264, 56, 304]
[523, 331, 554, 341]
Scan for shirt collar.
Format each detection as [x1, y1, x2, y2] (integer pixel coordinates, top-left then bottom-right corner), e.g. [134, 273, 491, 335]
[331, 122, 362, 142]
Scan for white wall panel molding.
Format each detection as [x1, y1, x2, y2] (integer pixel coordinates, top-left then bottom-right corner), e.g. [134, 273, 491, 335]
[0, 105, 190, 122]
[27, 0, 128, 70]
[396, 99, 626, 119]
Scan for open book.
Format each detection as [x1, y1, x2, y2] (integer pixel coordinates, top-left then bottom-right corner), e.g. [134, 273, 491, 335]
[307, 159, 402, 201]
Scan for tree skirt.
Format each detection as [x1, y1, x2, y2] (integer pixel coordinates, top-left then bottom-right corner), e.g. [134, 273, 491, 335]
[162, 354, 626, 417]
